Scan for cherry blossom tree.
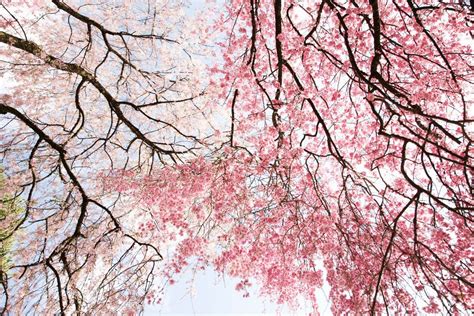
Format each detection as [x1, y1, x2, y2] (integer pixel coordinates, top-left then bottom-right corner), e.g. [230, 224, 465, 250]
[187, 0, 473, 313]
[0, 0, 219, 313]
[1, 0, 473, 315]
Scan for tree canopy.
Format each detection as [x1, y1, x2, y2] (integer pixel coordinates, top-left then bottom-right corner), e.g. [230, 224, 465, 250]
[0, 0, 473, 314]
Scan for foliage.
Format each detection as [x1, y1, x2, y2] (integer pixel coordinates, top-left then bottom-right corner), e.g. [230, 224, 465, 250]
[0, 0, 473, 314]
[0, 169, 23, 282]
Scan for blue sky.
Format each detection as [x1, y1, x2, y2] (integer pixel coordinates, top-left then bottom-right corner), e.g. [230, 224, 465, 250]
[145, 267, 316, 315]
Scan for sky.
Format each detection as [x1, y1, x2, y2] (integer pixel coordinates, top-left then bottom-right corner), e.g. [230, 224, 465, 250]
[144, 266, 328, 315]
